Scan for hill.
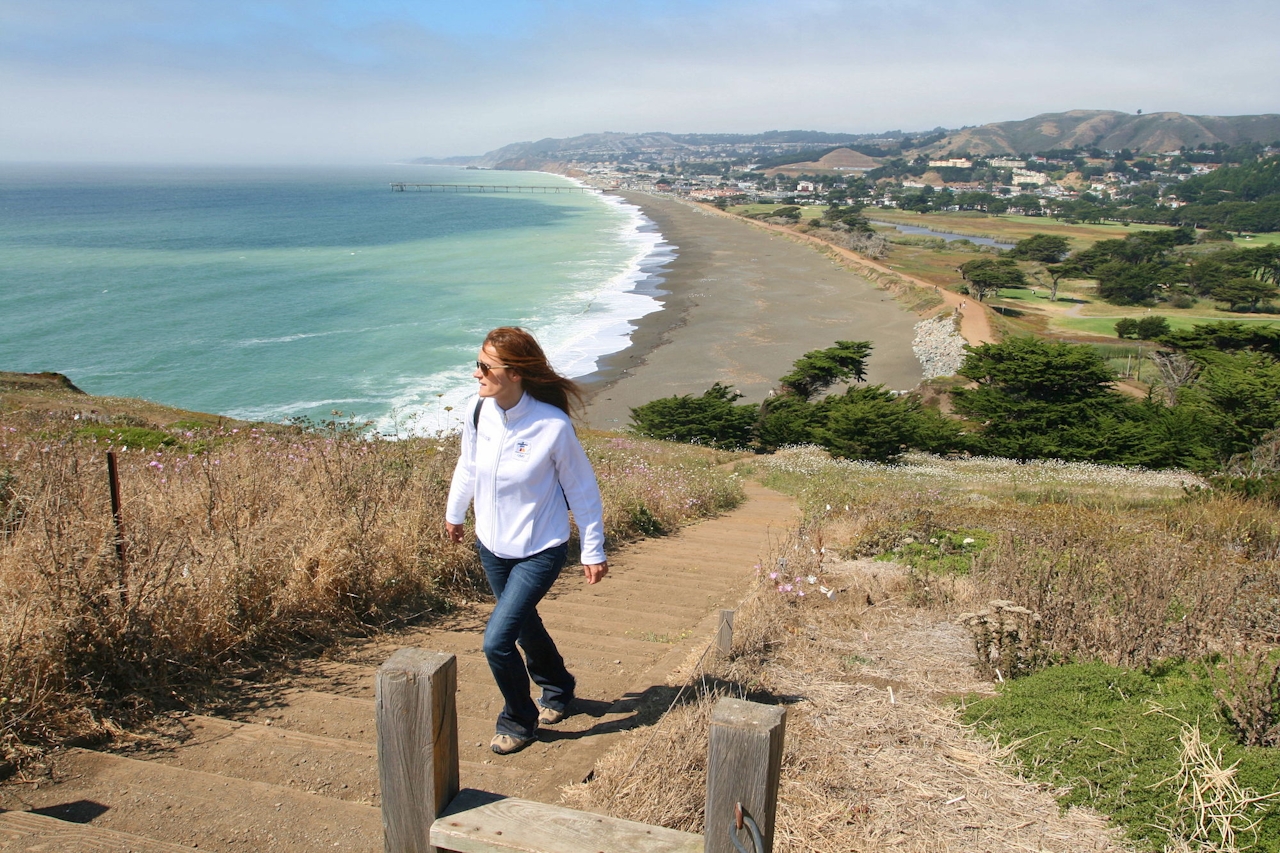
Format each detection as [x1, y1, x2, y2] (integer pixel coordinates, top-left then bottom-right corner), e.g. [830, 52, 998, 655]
[922, 109, 1280, 156]
[762, 146, 882, 176]
[425, 111, 1280, 171]
[418, 129, 917, 170]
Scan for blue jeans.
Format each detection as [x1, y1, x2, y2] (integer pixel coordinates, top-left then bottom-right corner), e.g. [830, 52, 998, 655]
[477, 541, 576, 740]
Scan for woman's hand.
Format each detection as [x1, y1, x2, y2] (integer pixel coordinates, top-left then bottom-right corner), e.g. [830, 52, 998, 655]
[445, 521, 466, 543]
[583, 562, 608, 584]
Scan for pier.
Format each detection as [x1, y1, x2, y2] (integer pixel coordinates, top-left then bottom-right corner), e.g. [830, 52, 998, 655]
[389, 182, 591, 193]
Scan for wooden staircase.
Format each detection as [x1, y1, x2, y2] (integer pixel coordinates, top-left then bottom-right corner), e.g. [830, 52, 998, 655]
[0, 483, 796, 852]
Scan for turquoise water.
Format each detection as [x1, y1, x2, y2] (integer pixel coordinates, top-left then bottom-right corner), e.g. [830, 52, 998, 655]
[0, 164, 667, 433]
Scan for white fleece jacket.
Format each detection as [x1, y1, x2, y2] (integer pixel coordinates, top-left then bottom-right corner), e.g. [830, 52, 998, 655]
[445, 392, 606, 565]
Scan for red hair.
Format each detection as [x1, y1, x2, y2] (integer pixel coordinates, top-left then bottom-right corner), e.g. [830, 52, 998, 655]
[484, 327, 585, 417]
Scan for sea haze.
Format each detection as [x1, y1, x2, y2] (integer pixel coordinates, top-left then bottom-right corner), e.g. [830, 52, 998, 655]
[0, 164, 667, 433]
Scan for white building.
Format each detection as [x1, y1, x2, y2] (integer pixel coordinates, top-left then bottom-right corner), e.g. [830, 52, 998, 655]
[1012, 169, 1050, 186]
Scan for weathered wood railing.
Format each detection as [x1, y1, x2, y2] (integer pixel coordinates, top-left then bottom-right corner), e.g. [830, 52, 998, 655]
[377, 644, 784, 853]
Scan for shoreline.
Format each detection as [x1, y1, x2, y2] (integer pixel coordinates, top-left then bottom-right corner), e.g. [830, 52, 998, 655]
[580, 192, 926, 430]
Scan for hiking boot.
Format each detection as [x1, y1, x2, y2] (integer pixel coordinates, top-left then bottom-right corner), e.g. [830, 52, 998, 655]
[537, 705, 568, 725]
[490, 733, 534, 755]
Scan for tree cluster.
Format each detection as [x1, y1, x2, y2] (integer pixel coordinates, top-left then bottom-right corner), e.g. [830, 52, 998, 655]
[1048, 229, 1279, 310]
[628, 328, 1280, 475]
[628, 342, 961, 463]
[953, 331, 1280, 470]
[1115, 316, 1171, 340]
[1045, 154, 1280, 232]
[818, 204, 874, 234]
[959, 257, 1029, 301]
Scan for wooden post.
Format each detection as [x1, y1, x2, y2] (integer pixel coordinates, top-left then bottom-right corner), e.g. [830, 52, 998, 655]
[377, 649, 459, 853]
[703, 699, 785, 853]
[106, 451, 126, 566]
[715, 610, 735, 658]
[106, 451, 128, 608]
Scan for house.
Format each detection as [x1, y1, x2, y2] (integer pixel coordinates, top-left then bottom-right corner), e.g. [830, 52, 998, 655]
[1012, 169, 1049, 186]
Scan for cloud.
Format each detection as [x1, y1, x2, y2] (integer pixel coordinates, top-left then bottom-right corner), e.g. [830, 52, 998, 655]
[1, 0, 1277, 163]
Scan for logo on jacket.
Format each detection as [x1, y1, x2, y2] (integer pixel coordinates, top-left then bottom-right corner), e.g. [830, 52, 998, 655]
[515, 441, 530, 456]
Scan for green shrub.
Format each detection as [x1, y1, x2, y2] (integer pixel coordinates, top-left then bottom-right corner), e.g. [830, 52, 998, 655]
[1210, 472, 1280, 506]
[74, 424, 179, 450]
[875, 527, 989, 575]
[628, 383, 756, 450]
[756, 394, 819, 452]
[964, 660, 1280, 852]
[815, 386, 921, 463]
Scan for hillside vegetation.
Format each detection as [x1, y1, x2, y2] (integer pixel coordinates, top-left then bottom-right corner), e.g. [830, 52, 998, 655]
[440, 110, 1280, 169]
[562, 445, 1280, 852]
[0, 378, 744, 771]
[923, 110, 1280, 158]
[753, 446, 1280, 851]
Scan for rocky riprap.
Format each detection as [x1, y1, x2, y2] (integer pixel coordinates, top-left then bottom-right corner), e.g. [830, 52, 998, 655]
[912, 313, 969, 379]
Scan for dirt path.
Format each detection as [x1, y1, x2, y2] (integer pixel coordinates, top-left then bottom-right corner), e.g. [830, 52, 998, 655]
[0, 481, 799, 852]
[696, 203, 997, 346]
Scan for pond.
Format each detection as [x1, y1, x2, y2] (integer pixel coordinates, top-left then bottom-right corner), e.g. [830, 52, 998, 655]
[870, 220, 1015, 248]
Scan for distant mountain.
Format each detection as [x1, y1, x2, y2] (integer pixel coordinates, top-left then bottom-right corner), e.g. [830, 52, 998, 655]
[922, 110, 1280, 156]
[416, 112, 1280, 171]
[408, 155, 481, 166]
[428, 130, 920, 170]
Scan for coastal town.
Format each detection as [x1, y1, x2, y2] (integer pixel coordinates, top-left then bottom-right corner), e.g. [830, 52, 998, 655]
[567, 144, 1262, 217]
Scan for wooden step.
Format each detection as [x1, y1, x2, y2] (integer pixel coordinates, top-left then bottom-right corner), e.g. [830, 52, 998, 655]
[0, 809, 198, 852]
[12, 749, 382, 852]
[431, 789, 701, 853]
[231, 689, 375, 743]
[538, 600, 698, 632]
[141, 715, 379, 805]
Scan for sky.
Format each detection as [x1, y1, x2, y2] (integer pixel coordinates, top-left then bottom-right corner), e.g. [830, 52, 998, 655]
[3, 0, 1279, 165]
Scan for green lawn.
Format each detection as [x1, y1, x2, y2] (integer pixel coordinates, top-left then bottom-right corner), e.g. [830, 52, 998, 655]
[1058, 314, 1279, 337]
[835, 209, 1279, 247]
[994, 287, 1050, 301]
[1233, 231, 1280, 247]
[729, 205, 1280, 246]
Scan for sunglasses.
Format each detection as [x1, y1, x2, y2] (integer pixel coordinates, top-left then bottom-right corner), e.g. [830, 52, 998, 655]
[475, 360, 511, 375]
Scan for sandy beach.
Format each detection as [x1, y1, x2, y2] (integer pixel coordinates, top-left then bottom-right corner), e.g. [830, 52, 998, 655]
[581, 193, 925, 430]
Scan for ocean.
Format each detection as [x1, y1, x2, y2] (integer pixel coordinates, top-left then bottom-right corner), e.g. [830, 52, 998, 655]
[0, 164, 670, 434]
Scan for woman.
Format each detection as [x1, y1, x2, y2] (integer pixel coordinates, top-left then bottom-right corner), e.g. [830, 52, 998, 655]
[445, 327, 609, 755]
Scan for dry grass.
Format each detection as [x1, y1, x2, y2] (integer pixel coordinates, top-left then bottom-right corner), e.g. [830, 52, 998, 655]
[1164, 722, 1280, 853]
[561, 523, 1130, 851]
[747, 447, 1279, 668]
[559, 447, 1280, 851]
[0, 405, 743, 767]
